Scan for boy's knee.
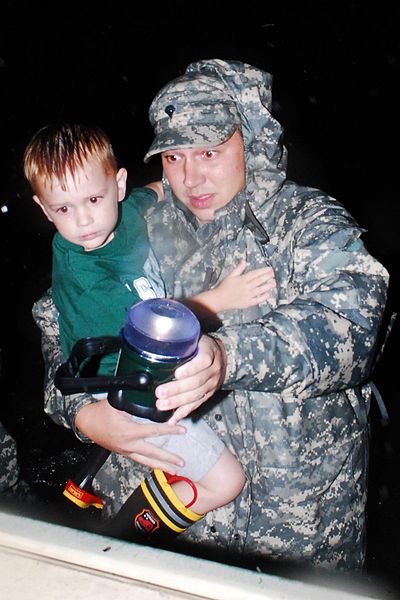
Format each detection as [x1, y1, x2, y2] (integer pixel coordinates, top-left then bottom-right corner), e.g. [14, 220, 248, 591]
[230, 458, 247, 498]
[215, 449, 246, 505]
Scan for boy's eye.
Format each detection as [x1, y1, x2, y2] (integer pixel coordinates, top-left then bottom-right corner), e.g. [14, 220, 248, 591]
[89, 196, 100, 204]
[57, 206, 69, 214]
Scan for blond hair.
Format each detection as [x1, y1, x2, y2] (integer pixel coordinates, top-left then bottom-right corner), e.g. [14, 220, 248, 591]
[23, 123, 118, 192]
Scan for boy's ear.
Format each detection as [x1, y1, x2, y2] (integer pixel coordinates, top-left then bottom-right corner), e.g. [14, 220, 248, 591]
[116, 168, 128, 202]
[33, 194, 53, 222]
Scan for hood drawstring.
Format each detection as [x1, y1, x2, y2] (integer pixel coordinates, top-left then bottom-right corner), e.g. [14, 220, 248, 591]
[244, 200, 270, 245]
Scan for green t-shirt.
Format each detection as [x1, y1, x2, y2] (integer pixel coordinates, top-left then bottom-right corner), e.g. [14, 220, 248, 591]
[52, 187, 161, 374]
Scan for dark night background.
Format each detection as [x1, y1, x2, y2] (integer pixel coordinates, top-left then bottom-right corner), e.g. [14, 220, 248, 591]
[0, 0, 399, 596]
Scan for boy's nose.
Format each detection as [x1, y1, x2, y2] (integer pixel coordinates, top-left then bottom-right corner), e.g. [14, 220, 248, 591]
[76, 207, 94, 227]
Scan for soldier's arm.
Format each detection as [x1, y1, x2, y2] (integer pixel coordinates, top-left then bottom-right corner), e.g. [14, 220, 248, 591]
[32, 291, 187, 470]
[32, 290, 97, 439]
[217, 202, 389, 399]
[155, 199, 389, 409]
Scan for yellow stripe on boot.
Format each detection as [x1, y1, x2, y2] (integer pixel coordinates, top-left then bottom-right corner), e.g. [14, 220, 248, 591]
[105, 469, 203, 541]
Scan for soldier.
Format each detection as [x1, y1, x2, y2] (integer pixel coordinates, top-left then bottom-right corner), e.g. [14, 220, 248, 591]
[33, 59, 388, 571]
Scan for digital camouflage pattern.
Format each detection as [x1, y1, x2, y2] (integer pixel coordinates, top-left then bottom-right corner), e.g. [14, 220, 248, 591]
[32, 59, 389, 571]
[0, 421, 19, 491]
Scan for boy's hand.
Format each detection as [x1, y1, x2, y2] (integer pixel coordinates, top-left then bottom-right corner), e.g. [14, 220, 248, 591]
[215, 260, 276, 311]
[145, 181, 164, 201]
[192, 261, 276, 315]
[75, 399, 186, 473]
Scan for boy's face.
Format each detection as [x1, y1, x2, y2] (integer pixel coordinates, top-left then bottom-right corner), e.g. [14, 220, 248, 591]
[161, 130, 246, 224]
[33, 160, 127, 251]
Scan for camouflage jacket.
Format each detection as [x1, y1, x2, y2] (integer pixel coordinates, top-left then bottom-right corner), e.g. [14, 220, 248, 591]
[145, 60, 389, 568]
[0, 421, 19, 492]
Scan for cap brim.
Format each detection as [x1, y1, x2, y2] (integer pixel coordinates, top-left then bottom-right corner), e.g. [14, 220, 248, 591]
[143, 123, 237, 163]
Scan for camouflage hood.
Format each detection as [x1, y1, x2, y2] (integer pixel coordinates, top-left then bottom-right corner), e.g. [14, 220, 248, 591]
[145, 59, 288, 219]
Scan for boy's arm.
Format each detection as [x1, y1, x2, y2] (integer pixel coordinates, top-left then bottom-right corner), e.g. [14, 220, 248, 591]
[186, 261, 276, 319]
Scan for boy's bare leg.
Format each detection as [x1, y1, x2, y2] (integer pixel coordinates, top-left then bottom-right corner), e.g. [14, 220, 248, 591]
[170, 448, 246, 515]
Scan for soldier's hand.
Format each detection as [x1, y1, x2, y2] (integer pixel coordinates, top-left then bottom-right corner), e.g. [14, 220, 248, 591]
[75, 399, 186, 473]
[155, 335, 227, 423]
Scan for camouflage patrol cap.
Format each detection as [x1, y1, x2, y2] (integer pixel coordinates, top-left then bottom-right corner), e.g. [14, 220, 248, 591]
[144, 71, 241, 162]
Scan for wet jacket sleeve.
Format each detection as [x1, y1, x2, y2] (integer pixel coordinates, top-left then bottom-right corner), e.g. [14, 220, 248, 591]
[32, 290, 96, 442]
[0, 421, 19, 491]
[216, 197, 389, 399]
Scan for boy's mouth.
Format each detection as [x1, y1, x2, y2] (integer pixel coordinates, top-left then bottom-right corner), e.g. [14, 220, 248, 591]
[80, 232, 98, 241]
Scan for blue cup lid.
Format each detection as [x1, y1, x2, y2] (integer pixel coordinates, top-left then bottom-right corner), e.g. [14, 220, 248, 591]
[122, 299, 200, 362]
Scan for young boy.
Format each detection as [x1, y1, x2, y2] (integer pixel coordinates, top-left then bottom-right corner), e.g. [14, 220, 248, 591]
[24, 123, 275, 538]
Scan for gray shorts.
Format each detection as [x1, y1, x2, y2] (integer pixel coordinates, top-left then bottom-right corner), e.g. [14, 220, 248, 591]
[132, 415, 225, 482]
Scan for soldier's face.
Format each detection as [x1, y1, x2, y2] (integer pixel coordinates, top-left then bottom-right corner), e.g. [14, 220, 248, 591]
[161, 130, 246, 224]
